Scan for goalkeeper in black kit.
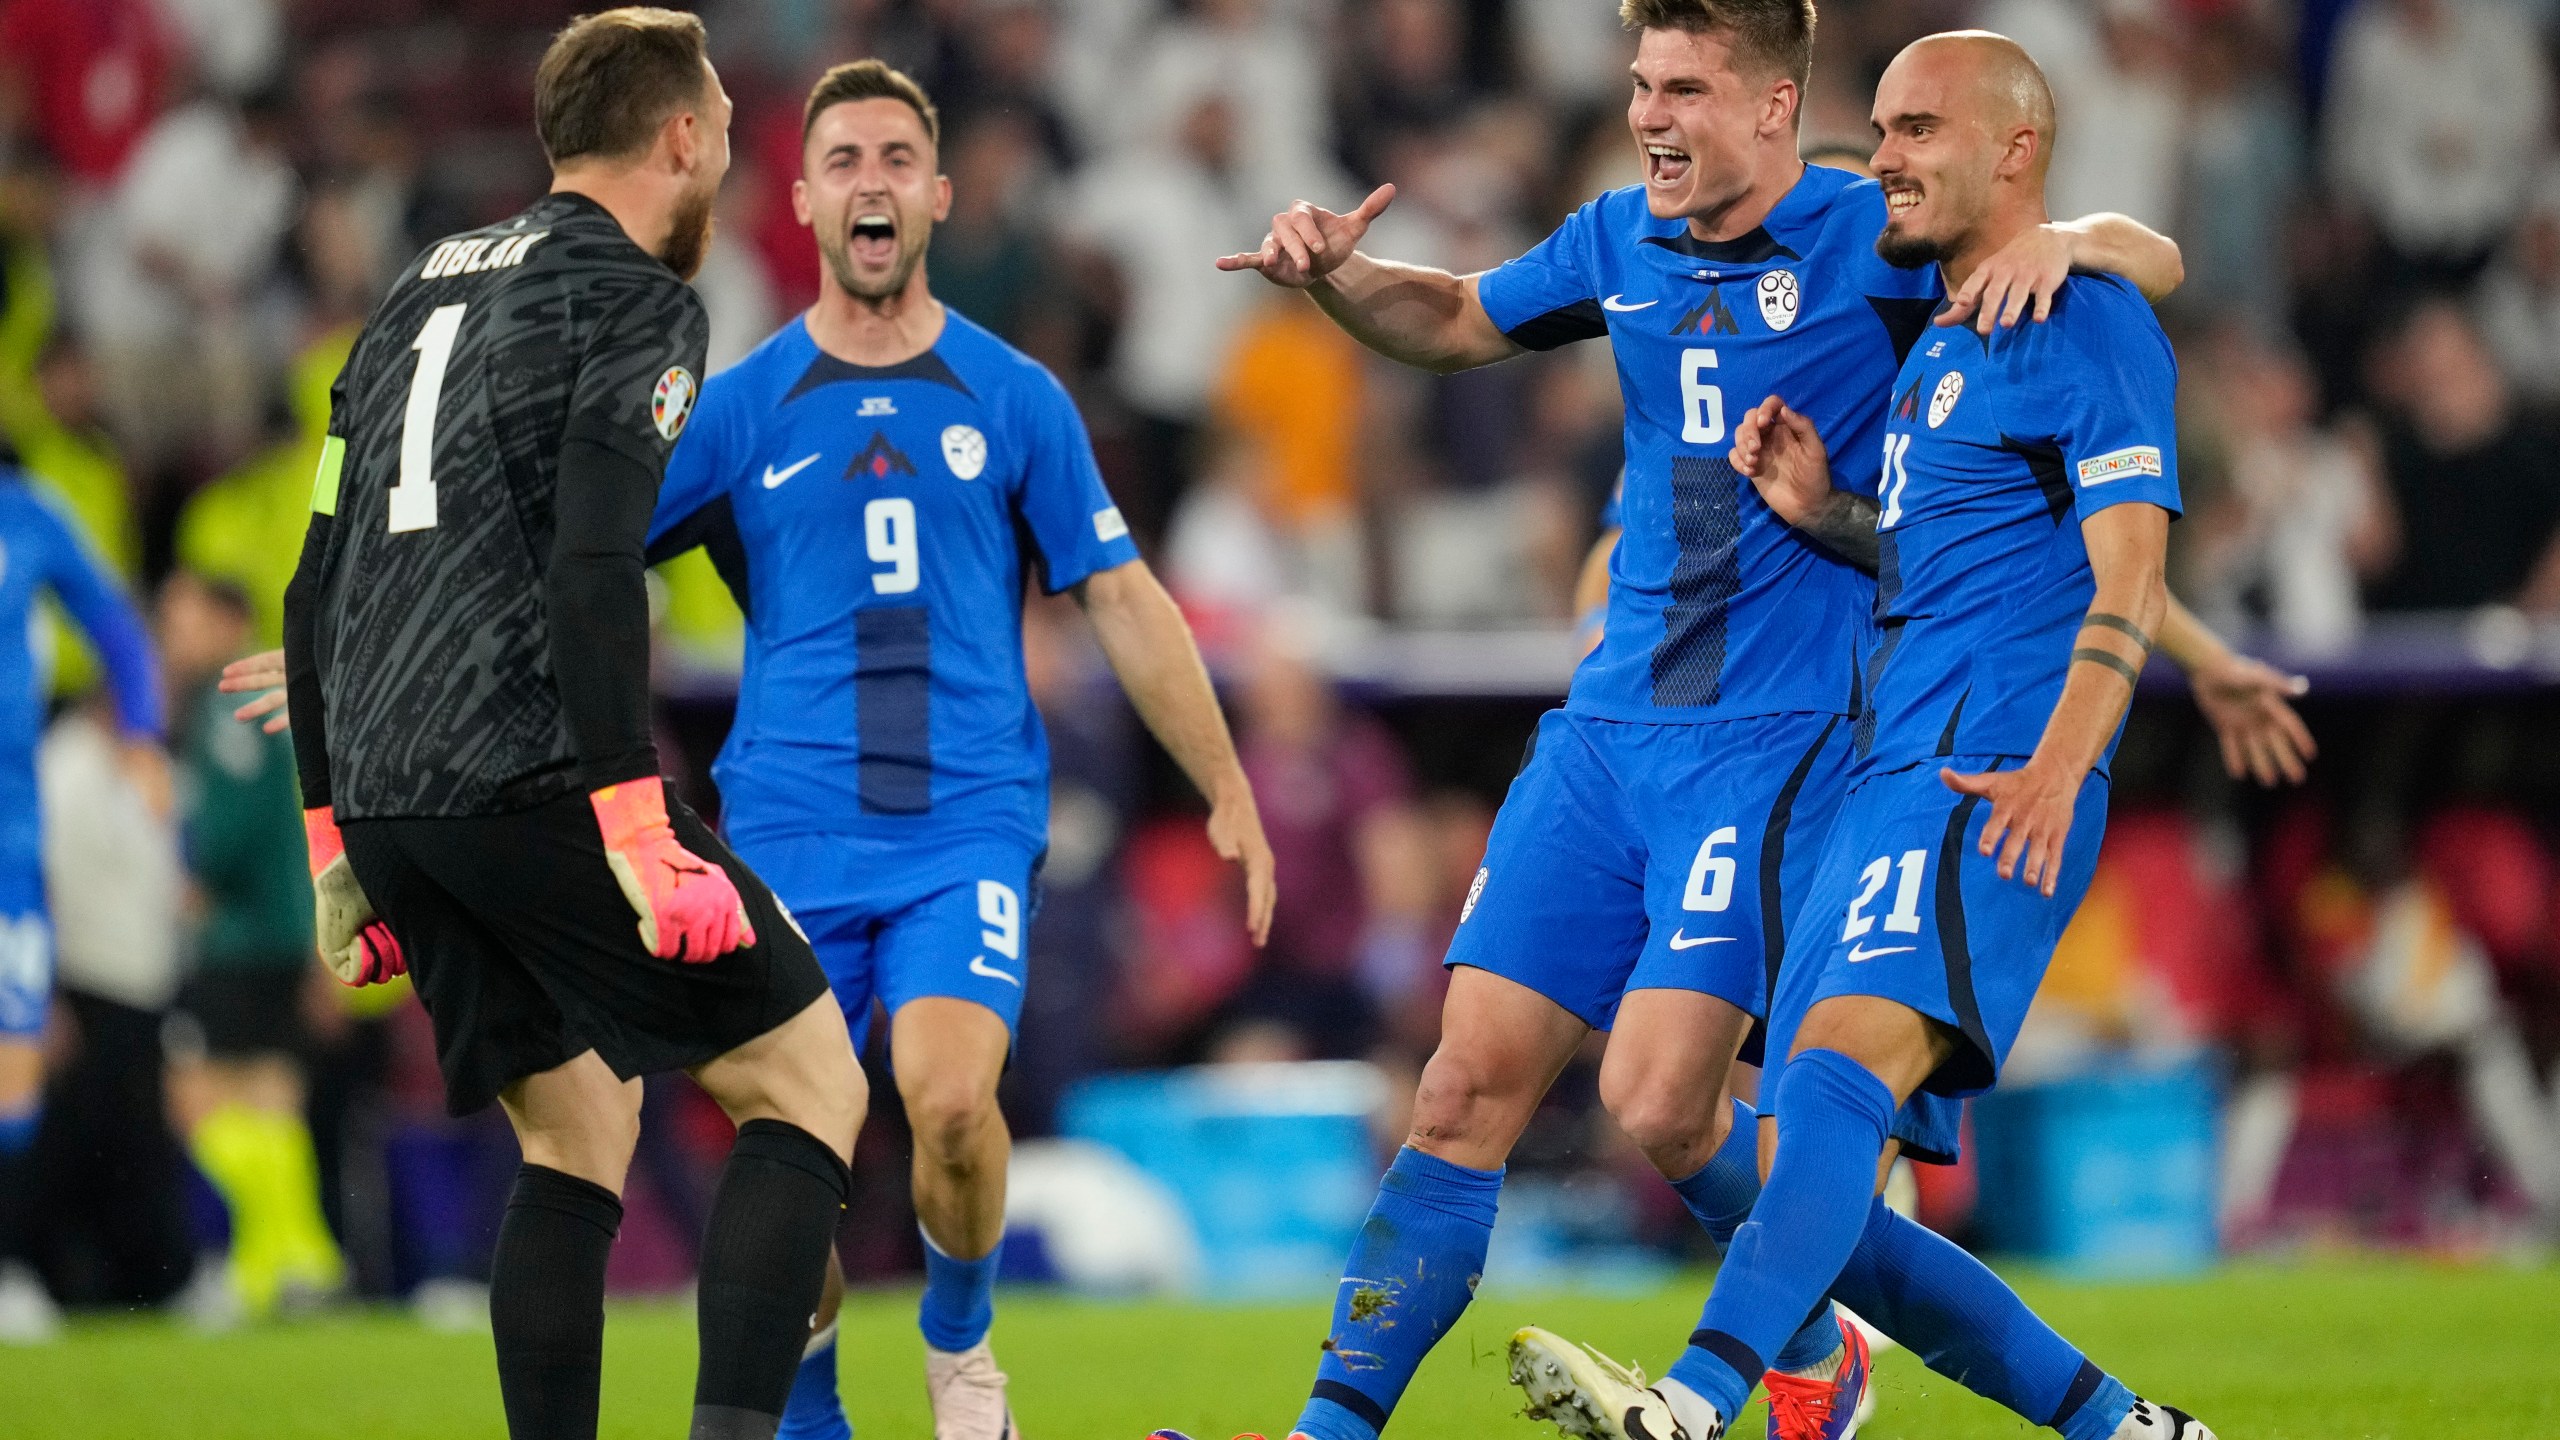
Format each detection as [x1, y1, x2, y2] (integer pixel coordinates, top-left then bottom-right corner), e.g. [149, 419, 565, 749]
[280, 11, 866, 1440]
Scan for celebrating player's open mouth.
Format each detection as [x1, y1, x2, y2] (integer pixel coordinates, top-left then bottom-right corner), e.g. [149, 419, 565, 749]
[848, 209, 898, 267]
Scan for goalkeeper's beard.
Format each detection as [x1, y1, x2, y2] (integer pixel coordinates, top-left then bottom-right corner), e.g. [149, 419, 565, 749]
[660, 183, 717, 282]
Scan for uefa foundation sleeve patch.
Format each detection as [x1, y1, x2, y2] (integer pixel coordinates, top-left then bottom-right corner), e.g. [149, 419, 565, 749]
[653, 365, 698, 441]
[2076, 445, 2162, 486]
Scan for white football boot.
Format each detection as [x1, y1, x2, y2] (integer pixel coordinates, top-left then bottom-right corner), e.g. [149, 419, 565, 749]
[2112, 1398, 2218, 1440]
[926, 1338, 1020, 1440]
[1509, 1326, 1720, 1440]
[0, 1261, 62, 1344]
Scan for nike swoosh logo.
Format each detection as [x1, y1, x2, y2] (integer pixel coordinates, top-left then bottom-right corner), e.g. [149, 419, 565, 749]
[1601, 293, 1657, 312]
[1667, 931, 1736, 950]
[1847, 944, 1915, 962]
[761, 453, 821, 488]
[968, 955, 1021, 987]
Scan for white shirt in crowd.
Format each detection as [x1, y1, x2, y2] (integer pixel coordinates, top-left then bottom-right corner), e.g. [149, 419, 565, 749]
[74, 99, 296, 346]
[2325, 0, 2552, 257]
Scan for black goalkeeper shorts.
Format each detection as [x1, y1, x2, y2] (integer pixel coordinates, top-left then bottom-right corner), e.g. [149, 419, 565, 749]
[341, 789, 830, 1116]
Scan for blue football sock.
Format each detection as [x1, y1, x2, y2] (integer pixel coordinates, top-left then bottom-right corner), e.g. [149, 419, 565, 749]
[0, 1103, 37, 1157]
[1666, 1050, 1896, 1423]
[1295, 1146, 1503, 1440]
[1826, 1192, 2133, 1437]
[918, 1227, 1001, 1353]
[0, 1101, 39, 1263]
[1664, 1097, 1846, 1375]
[776, 1322, 853, 1440]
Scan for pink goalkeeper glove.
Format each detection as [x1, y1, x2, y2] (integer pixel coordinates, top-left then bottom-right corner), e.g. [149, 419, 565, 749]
[589, 776, 755, 962]
[303, 808, 406, 986]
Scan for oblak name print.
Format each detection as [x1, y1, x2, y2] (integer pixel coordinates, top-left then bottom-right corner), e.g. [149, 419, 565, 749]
[417, 231, 550, 280]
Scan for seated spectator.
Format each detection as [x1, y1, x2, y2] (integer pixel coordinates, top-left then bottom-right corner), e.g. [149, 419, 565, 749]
[1223, 616, 1418, 1057]
[2324, 0, 2550, 290]
[2362, 300, 2560, 614]
[70, 84, 297, 470]
[2294, 821, 2560, 1234]
[2182, 333, 2392, 654]
[2474, 171, 2560, 413]
[931, 115, 1067, 348]
[0, 0, 172, 192]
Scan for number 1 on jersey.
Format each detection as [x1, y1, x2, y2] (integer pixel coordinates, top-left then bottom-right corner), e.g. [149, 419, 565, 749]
[390, 304, 466, 534]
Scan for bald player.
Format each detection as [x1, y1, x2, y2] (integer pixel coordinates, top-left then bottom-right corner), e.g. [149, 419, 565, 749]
[1508, 33, 2219, 1440]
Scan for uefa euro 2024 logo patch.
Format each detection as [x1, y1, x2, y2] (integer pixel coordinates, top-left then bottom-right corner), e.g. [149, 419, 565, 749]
[941, 424, 987, 480]
[652, 365, 697, 441]
[1756, 269, 1799, 332]
[1927, 371, 1964, 428]
[1460, 867, 1488, 923]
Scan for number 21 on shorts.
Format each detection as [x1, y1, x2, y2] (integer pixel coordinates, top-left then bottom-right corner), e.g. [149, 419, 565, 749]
[1842, 848, 1927, 941]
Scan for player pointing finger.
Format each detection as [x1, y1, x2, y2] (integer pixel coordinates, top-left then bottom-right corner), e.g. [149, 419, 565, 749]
[1215, 183, 1397, 288]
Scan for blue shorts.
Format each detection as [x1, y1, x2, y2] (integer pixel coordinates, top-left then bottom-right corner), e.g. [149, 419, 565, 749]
[729, 828, 1043, 1053]
[1448, 709, 1851, 1035]
[1763, 756, 2111, 1163]
[0, 855, 51, 1039]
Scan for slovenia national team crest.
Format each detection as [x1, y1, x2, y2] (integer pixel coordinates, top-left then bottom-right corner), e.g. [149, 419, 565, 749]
[1756, 269, 1799, 332]
[652, 365, 697, 441]
[941, 424, 988, 480]
[1928, 371, 1964, 428]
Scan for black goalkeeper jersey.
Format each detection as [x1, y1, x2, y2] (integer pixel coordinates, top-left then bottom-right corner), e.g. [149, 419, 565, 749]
[287, 192, 709, 819]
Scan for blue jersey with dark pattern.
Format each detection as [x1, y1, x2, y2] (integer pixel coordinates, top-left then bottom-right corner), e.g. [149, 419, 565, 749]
[647, 311, 1139, 847]
[0, 470, 162, 865]
[1856, 274, 2182, 775]
[1478, 168, 1940, 722]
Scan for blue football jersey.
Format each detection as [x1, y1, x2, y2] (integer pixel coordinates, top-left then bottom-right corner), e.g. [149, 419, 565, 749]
[0, 471, 162, 856]
[1477, 167, 1940, 722]
[1855, 273, 2182, 775]
[648, 311, 1140, 846]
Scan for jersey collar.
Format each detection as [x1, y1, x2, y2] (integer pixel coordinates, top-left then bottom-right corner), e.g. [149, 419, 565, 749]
[780, 317, 975, 404]
[1635, 163, 1844, 266]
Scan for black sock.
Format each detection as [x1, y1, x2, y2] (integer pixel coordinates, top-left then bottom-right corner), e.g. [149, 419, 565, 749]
[489, 1164, 624, 1440]
[691, 1120, 850, 1440]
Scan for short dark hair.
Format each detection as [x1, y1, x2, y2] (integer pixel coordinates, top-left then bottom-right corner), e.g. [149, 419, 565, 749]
[1620, 0, 1817, 90]
[534, 8, 712, 166]
[801, 59, 941, 150]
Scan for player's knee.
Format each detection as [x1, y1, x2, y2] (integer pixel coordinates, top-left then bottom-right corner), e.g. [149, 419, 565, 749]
[1600, 1069, 1718, 1162]
[900, 1071, 999, 1165]
[516, 1083, 641, 1186]
[1408, 1047, 1530, 1148]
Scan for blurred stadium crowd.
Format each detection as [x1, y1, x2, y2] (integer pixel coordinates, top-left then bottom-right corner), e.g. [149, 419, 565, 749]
[5, 0, 2560, 1325]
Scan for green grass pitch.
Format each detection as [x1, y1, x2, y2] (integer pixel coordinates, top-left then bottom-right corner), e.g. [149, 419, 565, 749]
[2, 1258, 2551, 1438]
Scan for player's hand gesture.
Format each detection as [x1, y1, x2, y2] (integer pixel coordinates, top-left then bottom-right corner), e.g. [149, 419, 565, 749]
[1208, 784, 1278, 947]
[1730, 396, 1833, 527]
[220, 647, 291, 734]
[1937, 223, 2072, 334]
[1940, 759, 2078, 897]
[2191, 650, 2315, 787]
[1215, 184, 1397, 290]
